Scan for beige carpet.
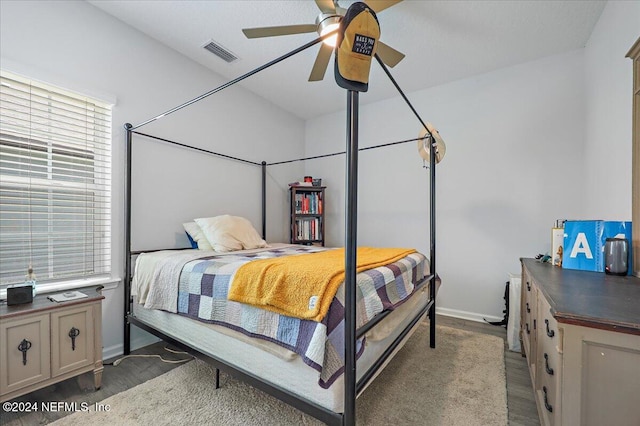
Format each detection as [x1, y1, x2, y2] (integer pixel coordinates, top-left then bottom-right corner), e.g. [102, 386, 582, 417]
[51, 324, 507, 426]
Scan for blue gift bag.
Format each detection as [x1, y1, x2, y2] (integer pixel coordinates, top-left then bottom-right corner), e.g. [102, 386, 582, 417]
[563, 220, 632, 274]
[563, 221, 603, 272]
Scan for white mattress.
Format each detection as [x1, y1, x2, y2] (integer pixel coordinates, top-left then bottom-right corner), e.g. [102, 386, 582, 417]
[132, 284, 430, 413]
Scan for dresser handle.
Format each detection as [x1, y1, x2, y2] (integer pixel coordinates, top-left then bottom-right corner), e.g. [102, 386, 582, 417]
[526, 302, 530, 313]
[18, 339, 32, 366]
[543, 386, 553, 412]
[545, 319, 555, 338]
[525, 323, 530, 334]
[527, 281, 531, 291]
[544, 353, 554, 375]
[69, 327, 80, 351]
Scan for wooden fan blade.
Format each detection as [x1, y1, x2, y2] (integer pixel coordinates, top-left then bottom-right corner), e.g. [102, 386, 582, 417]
[242, 24, 317, 39]
[365, 0, 402, 13]
[376, 41, 405, 67]
[315, 0, 336, 14]
[308, 43, 333, 82]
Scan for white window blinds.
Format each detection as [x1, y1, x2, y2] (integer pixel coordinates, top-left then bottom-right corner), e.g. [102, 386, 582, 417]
[0, 71, 112, 288]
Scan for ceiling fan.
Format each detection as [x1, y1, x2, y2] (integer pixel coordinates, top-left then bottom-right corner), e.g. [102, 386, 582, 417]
[242, 0, 405, 82]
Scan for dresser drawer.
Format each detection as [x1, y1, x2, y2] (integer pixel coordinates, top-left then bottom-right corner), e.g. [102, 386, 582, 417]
[537, 371, 560, 426]
[522, 272, 539, 379]
[537, 337, 561, 424]
[539, 299, 559, 350]
[537, 295, 562, 426]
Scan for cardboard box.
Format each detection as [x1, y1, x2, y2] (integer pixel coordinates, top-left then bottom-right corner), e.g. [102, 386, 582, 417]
[563, 220, 633, 274]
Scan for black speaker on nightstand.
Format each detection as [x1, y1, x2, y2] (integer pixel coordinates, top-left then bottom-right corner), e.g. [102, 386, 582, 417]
[7, 285, 34, 306]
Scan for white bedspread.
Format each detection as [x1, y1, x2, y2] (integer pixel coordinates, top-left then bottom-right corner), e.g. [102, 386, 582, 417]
[132, 243, 293, 312]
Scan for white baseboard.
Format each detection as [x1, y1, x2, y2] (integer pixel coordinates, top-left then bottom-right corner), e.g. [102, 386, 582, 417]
[102, 343, 123, 362]
[102, 335, 161, 362]
[130, 333, 161, 352]
[436, 307, 503, 324]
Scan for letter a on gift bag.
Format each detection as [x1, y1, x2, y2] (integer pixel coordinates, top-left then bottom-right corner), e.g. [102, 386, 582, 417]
[563, 221, 602, 272]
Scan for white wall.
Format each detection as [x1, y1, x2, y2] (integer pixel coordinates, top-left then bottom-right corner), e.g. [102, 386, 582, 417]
[305, 50, 587, 321]
[305, 1, 640, 322]
[583, 0, 640, 220]
[0, 0, 304, 358]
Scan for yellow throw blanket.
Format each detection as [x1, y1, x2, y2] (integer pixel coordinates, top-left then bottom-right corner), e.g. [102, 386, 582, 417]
[228, 247, 416, 322]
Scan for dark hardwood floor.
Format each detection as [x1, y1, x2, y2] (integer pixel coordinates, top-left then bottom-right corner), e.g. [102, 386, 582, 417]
[2, 315, 539, 425]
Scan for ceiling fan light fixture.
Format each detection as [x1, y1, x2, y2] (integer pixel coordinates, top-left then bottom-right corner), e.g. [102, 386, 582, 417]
[318, 15, 341, 47]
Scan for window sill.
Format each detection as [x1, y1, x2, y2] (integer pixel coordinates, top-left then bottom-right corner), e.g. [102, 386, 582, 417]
[0, 276, 121, 300]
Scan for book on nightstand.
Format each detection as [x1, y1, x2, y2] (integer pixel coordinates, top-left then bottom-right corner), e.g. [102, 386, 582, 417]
[48, 291, 88, 303]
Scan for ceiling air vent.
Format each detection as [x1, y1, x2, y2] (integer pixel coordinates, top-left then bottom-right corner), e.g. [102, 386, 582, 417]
[202, 40, 238, 63]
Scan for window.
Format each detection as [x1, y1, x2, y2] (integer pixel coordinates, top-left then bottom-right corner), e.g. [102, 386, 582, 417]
[0, 71, 112, 290]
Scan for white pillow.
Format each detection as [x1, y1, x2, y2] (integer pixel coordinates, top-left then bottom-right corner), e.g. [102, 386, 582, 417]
[194, 215, 268, 252]
[183, 222, 214, 251]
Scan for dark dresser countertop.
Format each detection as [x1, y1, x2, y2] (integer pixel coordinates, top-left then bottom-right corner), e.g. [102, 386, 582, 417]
[521, 258, 640, 335]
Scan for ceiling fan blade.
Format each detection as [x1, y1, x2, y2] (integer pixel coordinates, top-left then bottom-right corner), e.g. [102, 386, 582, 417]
[308, 43, 334, 82]
[242, 24, 317, 39]
[376, 41, 405, 67]
[365, 0, 402, 13]
[315, 0, 337, 14]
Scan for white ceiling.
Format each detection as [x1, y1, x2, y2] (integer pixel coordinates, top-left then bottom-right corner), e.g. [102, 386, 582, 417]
[88, 0, 606, 120]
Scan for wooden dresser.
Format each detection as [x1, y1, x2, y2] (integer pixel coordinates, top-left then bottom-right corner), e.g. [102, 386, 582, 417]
[0, 286, 104, 402]
[520, 258, 640, 426]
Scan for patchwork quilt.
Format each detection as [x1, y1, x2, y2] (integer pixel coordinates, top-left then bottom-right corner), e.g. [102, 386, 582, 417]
[140, 245, 427, 388]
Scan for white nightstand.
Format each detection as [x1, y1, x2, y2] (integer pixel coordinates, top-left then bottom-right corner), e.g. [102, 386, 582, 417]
[0, 286, 104, 402]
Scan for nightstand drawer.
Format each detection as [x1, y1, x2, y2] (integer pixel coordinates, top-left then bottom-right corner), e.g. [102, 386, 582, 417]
[0, 313, 51, 395]
[51, 305, 96, 377]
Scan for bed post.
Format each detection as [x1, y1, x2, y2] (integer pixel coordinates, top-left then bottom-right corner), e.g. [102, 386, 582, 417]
[372, 54, 437, 348]
[124, 123, 133, 355]
[429, 131, 437, 348]
[344, 90, 359, 426]
[261, 161, 267, 240]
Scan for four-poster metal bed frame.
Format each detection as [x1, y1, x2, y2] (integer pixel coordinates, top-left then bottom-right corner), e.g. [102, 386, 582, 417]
[123, 34, 438, 426]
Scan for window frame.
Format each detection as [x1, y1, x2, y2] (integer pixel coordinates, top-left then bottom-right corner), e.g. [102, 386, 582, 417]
[0, 70, 113, 295]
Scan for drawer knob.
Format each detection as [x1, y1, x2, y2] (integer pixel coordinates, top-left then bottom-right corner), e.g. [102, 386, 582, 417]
[545, 319, 555, 338]
[18, 339, 32, 366]
[543, 386, 553, 412]
[69, 327, 80, 351]
[544, 353, 554, 375]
